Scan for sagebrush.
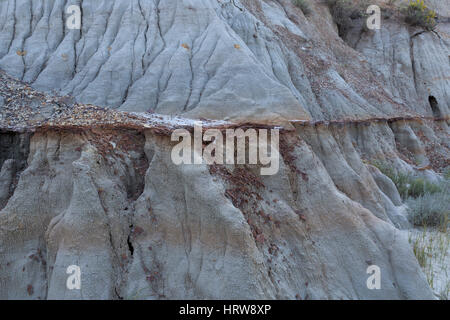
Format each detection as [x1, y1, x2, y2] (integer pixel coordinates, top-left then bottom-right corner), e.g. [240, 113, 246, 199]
[407, 183, 449, 229]
[372, 161, 442, 199]
[403, 0, 437, 30]
[372, 161, 449, 229]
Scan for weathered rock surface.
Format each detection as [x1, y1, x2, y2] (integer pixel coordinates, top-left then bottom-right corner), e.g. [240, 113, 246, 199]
[0, 0, 448, 300]
[348, 20, 450, 118]
[0, 124, 443, 299]
[0, 0, 448, 122]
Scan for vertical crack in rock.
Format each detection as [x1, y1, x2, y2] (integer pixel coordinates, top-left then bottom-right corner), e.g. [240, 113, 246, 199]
[0, 132, 30, 210]
[409, 32, 422, 97]
[127, 224, 135, 257]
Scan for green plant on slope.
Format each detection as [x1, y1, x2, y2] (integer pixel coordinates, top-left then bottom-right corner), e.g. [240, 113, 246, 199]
[371, 161, 442, 199]
[403, 0, 437, 30]
[371, 161, 449, 229]
[409, 229, 449, 299]
[407, 184, 449, 229]
[292, 0, 312, 16]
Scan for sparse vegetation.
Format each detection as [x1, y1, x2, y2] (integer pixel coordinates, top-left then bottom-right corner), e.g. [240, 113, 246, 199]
[324, 0, 369, 37]
[409, 228, 449, 299]
[407, 190, 449, 229]
[372, 160, 449, 229]
[324, 0, 438, 34]
[372, 160, 449, 298]
[292, 0, 312, 16]
[403, 0, 437, 30]
[371, 161, 442, 199]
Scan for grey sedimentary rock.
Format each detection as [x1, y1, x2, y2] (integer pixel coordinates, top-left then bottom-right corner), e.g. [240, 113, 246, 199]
[0, 0, 447, 123]
[367, 165, 403, 207]
[0, 128, 438, 299]
[0, 0, 448, 300]
[0, 159, 15, 209]
[350, 20, 450, 118]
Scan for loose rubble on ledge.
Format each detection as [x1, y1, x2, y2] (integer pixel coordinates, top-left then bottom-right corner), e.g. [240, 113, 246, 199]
[1, 70, 447, 135]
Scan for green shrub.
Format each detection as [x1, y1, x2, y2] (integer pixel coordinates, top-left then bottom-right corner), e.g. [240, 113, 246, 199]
[292, 0, 312, 16]
[408, 177, 442, 198]
[371, 161, 442, 199]
[371, 161, 449, 229]
[407, 190, 449, 229]
[403, 0, 437, 30]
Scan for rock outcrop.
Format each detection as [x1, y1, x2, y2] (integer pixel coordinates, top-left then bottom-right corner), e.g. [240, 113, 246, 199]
[1, 0, 448, 122]
[0, 0, 448, 299]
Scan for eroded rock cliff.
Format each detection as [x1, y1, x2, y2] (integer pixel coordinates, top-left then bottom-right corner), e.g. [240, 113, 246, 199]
[0, 0, 448, 299]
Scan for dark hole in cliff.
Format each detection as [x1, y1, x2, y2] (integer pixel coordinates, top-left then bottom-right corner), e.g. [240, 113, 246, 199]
[0, 132, 30, 170]
[0, 132, 31, 210]
[123, 131, 149, 201]
[428, 96, 441, 118]
[127, 225, 134, 256]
